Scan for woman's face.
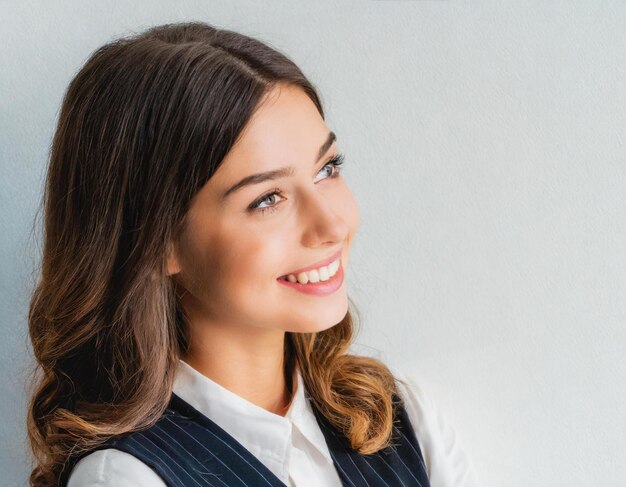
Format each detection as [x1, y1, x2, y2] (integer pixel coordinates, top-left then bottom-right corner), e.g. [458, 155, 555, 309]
[168, 84, 360, 335]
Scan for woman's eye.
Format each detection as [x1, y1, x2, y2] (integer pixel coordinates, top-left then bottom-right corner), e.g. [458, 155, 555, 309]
[248, 153, 346, 215]
[248, 188, 283, 215]
[313, 153, 345, 183]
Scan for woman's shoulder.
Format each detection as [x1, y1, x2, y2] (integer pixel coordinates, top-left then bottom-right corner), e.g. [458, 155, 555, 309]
[67, 447, 167, 486]
[389, 364, 480, 487]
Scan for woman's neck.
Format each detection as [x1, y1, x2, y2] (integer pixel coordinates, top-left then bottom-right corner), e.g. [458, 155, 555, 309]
[181, 325, 294, 416]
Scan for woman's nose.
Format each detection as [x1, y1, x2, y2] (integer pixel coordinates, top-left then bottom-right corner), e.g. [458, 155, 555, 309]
[302, 191, 350, 247]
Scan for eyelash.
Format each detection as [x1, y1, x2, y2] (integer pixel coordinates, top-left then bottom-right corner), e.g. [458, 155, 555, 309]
[248, 153, 346, 215]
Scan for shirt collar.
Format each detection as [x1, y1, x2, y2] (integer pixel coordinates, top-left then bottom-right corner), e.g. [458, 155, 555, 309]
[172, 359, 334, 469]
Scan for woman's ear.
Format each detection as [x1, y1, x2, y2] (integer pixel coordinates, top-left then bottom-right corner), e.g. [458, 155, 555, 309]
[165, 239, 182, 277]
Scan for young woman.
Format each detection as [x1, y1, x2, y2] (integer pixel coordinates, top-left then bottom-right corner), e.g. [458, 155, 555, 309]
[27, 21, 478, 487]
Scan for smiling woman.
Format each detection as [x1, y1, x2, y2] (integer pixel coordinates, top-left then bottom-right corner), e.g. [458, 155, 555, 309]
[26, 21, 478, 487]
[165, 83, 360, 340]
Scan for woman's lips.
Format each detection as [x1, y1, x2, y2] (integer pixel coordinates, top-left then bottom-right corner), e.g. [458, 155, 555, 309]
[277, 261, 344, 295]
[278, 249, 343, 279]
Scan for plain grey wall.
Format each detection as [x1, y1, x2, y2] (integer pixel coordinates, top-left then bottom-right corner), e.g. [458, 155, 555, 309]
[2, 1, 625, 486]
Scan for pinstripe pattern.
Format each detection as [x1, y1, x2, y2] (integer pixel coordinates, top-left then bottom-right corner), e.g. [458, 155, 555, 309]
[121, 435, 185, 485]
[150, 424, 225, 486]
[309, 392, 430, 487]
[393, 425, 428, 473]
[60, 392, 431, 487]
[161, 415, 275, 486]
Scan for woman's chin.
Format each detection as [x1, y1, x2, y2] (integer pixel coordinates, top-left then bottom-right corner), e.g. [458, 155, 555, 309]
[284, 307, 348, 334]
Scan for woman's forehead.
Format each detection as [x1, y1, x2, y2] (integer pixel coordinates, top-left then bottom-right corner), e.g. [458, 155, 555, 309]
[212, 87, 334, 188]
[228, 86, 329, 165]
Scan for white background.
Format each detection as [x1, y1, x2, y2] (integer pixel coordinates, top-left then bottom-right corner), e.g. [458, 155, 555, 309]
[2, 2, 625, 486]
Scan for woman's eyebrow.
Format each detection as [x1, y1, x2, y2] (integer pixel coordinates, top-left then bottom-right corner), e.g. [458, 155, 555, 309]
[220, 131, 337, 202]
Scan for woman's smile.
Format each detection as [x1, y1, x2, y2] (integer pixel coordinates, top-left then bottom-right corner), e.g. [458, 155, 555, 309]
[277, 259, 344, 296]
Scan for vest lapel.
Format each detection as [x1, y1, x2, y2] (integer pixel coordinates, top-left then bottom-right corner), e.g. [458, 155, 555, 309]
[309, 392, 431, 487]
[163, 393, 289, 486]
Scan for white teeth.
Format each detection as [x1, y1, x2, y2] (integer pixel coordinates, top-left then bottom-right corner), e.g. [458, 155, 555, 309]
[319, 266, 329, 281]
[295, 271, 310, 285]
[307, 269, 320, 283]
[285, 258, 340, 284]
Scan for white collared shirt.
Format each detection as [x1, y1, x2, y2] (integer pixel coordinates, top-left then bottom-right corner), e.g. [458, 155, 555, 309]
[68, 360, 479, 486]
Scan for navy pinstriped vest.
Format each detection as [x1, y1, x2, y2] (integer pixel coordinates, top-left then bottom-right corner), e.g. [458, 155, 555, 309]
[61, 390, 431, 487]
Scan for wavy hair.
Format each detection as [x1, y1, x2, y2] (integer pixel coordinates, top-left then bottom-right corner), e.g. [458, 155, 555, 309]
[26, 21, 404, 486]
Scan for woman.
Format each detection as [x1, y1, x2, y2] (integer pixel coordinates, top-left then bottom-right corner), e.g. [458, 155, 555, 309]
[27, 21, 478, 487]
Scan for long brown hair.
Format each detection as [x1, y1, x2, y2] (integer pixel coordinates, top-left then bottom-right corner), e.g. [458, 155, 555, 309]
[27, 21, 403, 486]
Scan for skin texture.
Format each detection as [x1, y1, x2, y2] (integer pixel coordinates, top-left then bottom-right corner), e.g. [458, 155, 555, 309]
[166, 84, 360, 416]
